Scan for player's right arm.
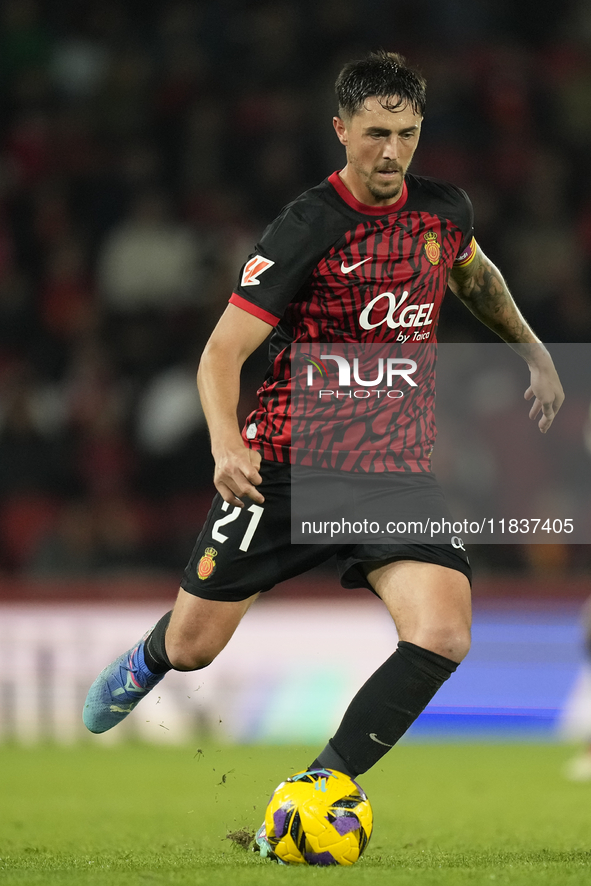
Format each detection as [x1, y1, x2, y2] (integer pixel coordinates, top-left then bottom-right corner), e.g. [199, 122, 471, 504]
[197, 304, 274, 506]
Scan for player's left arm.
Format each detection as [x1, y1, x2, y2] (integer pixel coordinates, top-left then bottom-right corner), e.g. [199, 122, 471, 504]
[448, 244, 565, 433]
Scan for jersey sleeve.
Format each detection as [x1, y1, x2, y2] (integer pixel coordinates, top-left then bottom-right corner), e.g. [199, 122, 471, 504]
[452, 188, 476, 267]
[230, 198, 329, 326]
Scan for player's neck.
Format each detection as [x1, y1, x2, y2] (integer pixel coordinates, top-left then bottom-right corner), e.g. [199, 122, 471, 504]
[338, 166, 405, 208]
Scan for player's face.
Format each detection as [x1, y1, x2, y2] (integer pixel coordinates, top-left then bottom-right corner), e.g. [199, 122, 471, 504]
[333, 96, 422, 205]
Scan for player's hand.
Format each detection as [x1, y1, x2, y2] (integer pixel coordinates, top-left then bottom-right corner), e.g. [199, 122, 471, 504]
[524, 359, 565, 433]
[213, 447, 264, 506]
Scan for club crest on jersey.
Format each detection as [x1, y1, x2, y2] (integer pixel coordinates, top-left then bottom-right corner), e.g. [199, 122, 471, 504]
[197, 547, 217, 580]
[241, 255, 274, 286]
[423, 231, 441, 266]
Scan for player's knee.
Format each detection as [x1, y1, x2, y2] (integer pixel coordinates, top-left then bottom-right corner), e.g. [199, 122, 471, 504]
[411, 623, 471, 664]
[434, 625, 471, 663]
[446, 627, 471, 663]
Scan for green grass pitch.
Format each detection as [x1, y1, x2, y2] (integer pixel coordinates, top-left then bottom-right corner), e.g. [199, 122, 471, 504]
[2, 742, 591, 885]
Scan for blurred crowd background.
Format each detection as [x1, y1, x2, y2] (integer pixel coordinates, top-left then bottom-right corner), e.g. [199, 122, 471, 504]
[0, 0, 590, 579]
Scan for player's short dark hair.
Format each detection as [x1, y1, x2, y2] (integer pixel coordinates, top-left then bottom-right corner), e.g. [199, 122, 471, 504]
[336, 50, 426, 119]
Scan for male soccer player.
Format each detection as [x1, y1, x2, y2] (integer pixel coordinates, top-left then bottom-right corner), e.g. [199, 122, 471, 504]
[565, 594, 591, 780]
[84, 50, 563, 837]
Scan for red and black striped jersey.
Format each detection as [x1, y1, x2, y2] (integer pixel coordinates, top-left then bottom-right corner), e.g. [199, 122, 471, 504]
[229, 170, 476, 472]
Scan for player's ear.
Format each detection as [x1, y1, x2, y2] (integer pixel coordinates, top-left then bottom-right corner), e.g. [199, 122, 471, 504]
[333, 116, 348, 146]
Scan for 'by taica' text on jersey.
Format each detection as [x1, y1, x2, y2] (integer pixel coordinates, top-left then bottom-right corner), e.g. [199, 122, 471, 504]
[230, 171, 476, 472]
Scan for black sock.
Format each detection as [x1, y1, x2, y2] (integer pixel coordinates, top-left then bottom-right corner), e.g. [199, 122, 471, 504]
[143, 611, 173, 674]
[309, 741, 355, 778]
[312, 641, 459, 777]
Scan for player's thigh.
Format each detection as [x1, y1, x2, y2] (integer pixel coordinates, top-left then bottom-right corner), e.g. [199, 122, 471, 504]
[166, 587, 259, 670]
[181, 460, 338, 601]
[171, 460, 338, 669]
[366, 559, 471, 661]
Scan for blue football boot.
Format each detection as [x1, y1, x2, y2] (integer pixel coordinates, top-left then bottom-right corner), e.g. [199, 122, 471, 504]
[252, 822, 287, 864]
[83, 630, 166, 734]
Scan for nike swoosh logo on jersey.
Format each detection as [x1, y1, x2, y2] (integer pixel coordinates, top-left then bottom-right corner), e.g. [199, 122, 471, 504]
[369, 732, 394, 747]
[341, 258, 371, 274]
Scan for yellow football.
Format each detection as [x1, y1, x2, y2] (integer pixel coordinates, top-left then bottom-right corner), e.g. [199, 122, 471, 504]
[263, 768, 373, 866]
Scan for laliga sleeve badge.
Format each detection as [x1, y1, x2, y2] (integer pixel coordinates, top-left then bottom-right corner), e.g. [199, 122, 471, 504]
[197, 547, 217, 580]
[423, 231, 441, 265]
[241, 255, 274, 286]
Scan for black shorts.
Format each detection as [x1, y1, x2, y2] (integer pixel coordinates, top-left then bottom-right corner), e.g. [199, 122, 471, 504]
[181, 460, 472, 602]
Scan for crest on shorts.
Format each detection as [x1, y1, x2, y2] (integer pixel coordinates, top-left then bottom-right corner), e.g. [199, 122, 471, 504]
[197, 547, 217, 580]
[423, 231, 441, 266]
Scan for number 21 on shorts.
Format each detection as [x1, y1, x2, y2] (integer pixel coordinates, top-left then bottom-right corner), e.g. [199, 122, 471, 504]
[211, 501, 264, 552]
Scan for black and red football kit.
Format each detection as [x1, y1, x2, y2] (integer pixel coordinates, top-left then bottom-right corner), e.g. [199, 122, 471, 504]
[231, 170, 476, 471]
[181, 171, 474, 601]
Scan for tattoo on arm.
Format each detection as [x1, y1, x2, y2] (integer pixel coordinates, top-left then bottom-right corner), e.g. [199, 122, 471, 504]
[449, 249, 536, 344]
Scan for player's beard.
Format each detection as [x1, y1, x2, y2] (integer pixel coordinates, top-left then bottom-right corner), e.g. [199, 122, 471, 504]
[366, 163, 405, 201]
